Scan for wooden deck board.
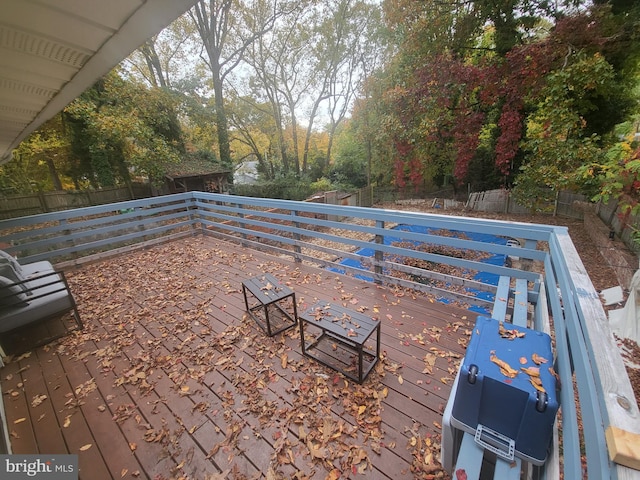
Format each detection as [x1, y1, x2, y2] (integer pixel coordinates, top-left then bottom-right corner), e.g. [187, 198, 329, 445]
[1, 236, 479, 479]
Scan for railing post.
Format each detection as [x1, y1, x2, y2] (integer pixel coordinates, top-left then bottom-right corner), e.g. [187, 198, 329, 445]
[374, 220, 384, 284]
[292, 210, 301, 263]
[38, 190, 49, 213]
[182, 196, 195, 236]
[60, 217, 77, 262]
[236, 203, 248, 246]
[134, 205, 149, 239]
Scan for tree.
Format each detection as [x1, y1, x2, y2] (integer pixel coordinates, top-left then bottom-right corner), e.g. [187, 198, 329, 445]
[189, 0, 288, 170]
[363, 0, 638, 202]
[125, 16, 201, 89]
[243, 4, 306, 174]
[227, 94, 277, 179]
[63, 71, 184, 189]
[9, 115, 69, 192]
[331, 120, 368, 188]
[513, 51, 615, 210]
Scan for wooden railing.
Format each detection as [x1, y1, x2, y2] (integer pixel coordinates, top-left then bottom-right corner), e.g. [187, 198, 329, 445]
[1, 191, 639, 479]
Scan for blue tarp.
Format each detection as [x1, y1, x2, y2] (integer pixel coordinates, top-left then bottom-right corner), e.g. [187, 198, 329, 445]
[330, 224, 510, 314]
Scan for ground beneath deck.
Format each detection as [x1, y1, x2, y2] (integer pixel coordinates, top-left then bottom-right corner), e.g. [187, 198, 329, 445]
[1, 236, 479, 480]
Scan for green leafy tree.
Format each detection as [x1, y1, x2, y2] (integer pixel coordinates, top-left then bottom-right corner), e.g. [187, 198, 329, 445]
[64, 71, 183, 189]
[330, 121, 368, 188]
[3, 114, 70, 193]
[513, 52, 615, 210]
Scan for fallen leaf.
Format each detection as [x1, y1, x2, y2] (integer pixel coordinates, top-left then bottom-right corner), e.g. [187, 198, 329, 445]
[31, 394, 47, 407]
[327, 469, 341, 480]
[490, 354, 519, 378]
[307, 440, 326, 459]
[532, 353, 548, 365]
[14, 418, 26, 424]
[498, 321, 525, 340]
[529, 376, 546, 393]
[521, 366, 540, 377]
[456, 468, 468, 480]
[424, 451, 433, 465]
[423, 353, 437, 374]
[79, 444, 92, 451]
[63, 416, 72, 428]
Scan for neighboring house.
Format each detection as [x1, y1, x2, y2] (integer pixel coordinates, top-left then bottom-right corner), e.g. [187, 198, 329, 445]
[234, 159, 260, 185]
[164, 157, 231, 194]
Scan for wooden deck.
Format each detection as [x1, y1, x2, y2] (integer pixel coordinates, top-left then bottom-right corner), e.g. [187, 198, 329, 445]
[0, 236, 479, 480]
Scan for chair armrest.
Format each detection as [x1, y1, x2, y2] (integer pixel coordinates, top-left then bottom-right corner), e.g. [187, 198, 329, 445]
[0, 270, 73, 307]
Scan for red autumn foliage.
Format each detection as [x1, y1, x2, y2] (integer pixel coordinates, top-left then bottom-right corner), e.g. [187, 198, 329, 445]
[384, 9, 616, 188]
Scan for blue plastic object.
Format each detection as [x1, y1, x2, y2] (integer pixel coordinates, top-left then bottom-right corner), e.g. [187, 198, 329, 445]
[450, 316, 558, 465]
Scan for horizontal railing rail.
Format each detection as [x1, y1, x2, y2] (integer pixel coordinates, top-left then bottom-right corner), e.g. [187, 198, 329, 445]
[1, 191, 639, 479]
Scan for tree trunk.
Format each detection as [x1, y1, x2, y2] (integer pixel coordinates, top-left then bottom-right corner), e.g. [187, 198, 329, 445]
[212, 70, 232, 168]
[45, 156, 63, 190]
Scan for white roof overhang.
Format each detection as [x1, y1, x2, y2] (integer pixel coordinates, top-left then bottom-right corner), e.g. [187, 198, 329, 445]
[0, 0, 198, 164]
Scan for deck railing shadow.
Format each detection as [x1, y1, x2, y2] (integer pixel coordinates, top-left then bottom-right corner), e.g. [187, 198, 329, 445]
[1, 191, 639, 479]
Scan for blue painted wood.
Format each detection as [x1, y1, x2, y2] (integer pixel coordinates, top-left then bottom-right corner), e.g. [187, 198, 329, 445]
[494, 457, 522, 479]
[513, 278, 528, 327]
[543, 255, 585, 480]
[195, 192, 561, 241]
[21, 220, 195, 264]
[195, 198, 548, 261]
[13, 211, 192, 252]
[197, 204, 539, 281]
[547, 241, 614, 479]
[493, 276, 511, 321]
[454, 432, 484, 480]
[0, 193, 193, 229]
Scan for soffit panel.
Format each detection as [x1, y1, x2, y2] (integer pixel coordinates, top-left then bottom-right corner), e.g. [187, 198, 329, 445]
[2, 0, 115, 51]
[34, 0, 145, 32]
[0, 0, 198, 163]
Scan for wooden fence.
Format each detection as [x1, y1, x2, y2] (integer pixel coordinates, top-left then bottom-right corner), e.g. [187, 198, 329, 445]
[465, 189, 588, 219]
[0, 184, 152, 220]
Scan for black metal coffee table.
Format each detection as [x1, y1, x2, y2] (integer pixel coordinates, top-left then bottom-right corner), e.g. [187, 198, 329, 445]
[299, 302, 380, 384]
[242, 273, 297, 336]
